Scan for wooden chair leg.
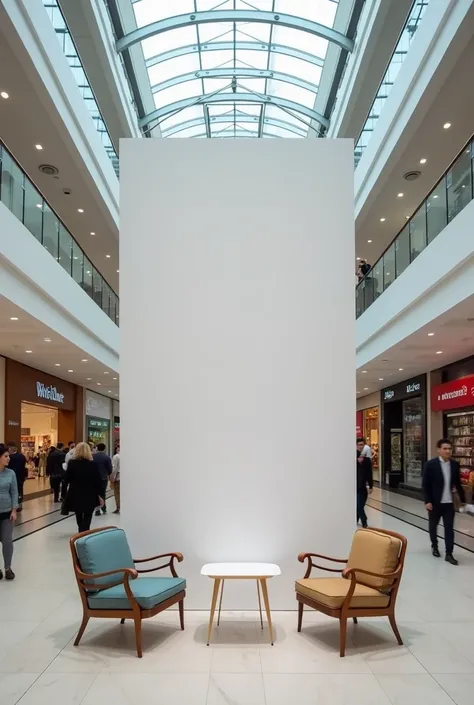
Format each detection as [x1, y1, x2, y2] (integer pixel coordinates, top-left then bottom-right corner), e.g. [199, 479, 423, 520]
[339, 617, 347, 657]
[120, 618, 125, 624]
[134, 616, 143, 658]
[74, 615, 90, 646]
[179, 599, 185, 630]
[297, 601, 304, 632]
[388, 613, 403, 645]
[353, 617, 358, 624]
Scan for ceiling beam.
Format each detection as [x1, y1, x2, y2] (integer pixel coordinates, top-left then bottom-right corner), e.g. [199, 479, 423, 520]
[162, 114, 307, 138]
[152, 68, 318, 94]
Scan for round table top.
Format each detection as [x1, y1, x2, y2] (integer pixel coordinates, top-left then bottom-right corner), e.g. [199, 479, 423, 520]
[201, 562, 281, 577]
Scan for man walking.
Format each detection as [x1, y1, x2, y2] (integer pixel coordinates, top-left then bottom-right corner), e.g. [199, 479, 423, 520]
[423, 438, 465, 565]
[356, 437, 373, 528]
[111, 444, 120, 514]
[7, 444, 27, 512]
[46, 443, 66, 502]
[93, 443, 112, 515]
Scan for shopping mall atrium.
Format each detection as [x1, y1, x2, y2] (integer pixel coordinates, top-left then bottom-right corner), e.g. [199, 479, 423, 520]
[1, 1, 474, 703]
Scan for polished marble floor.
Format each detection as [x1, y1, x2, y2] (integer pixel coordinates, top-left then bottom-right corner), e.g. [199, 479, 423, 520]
[2, 507, 474, 704]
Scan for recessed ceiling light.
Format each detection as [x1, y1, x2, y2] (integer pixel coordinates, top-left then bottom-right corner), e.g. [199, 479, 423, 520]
[356, 257, 360, 261]
[397, 193, 404, 198]
[90, 232, 95, 236]
[380, 218, 386, 222]
[0, 91, 9, 99]
[362, 370, 367, 374]
[97, 382, 101, 385]
[81, 359, 88, 362]
[35, 144, 43, 151]
[116, 269, 119, 273]
[436, 350, 443, 354]
[104, 371, 109, 375]
[112, 377, 117, 380]
[44, 338, 51, 342]
[428, 332, 435, 336]
[420, 158, 427, 164]
[55, 363, 60, 367]
[399, 368, 403, 371]
[25, 350, 33, 353]
[86, 377, 92, 381]
[108, 390, 112, 393]
[405, 215, 410, 219]
[443, 122, 451, 129]
[106, 254, 111, 258]
[10, 316, 18, 321]
[68, 369, 74, 372]
[356, 391, 360, 394]
[367, 240, 372, 243]
[379, 378, 384, 381]
[77, 208, 84, 213]
[364, 388, 369, 391]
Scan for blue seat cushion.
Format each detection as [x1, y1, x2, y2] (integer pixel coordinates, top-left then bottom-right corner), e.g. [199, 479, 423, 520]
[87, 576, 186, 611]
[75, 528, 135, 587]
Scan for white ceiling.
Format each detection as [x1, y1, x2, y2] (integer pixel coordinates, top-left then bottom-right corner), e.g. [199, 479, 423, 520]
[0, 297, 119, 400]
[0, 11, 120, 293]
[355, 35, 474, 268]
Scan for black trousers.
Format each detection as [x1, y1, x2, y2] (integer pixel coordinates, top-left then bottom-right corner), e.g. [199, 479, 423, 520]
[357, 489, 368, 527]
[75, 510, 93, 533]
[50, 476, 62, 502]
[17, 478, 25, 505]
[429, 503, 455, 554]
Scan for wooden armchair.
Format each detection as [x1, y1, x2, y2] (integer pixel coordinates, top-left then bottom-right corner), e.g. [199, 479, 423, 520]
[70, 526, 186, 657]
[296, 528, 407, 656]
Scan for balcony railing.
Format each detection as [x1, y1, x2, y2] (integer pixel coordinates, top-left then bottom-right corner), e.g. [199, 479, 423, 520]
[354, 1, 430, 167]
[356, 135, 474, 318]
[42, 0, 119, 177]
[0, 140, 119, 325]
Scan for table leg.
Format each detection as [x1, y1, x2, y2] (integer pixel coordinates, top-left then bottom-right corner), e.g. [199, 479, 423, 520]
[260, 578, 274, 645]
[256, 579, 263, 629]
[217, 579, 225, 627]
[207, 578, 221, 646]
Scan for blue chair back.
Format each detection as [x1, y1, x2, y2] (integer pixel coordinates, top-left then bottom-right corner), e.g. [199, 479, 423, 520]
[75, 528, 134, 587]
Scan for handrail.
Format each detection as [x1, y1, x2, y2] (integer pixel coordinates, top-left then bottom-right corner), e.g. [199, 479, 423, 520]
[42, 0, 119, 177]
[354, 1, 430, 167]
[0, 139, 119, 326]
[356, 133, 474, 318]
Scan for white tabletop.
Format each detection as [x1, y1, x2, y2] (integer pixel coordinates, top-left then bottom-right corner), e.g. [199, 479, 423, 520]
[201, 562, 281, 578]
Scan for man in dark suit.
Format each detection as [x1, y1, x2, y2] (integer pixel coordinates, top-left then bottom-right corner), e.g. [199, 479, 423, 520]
[422, 438, 465, 565]
[46, 443, 66, 502]
[356, 438, 373, 528]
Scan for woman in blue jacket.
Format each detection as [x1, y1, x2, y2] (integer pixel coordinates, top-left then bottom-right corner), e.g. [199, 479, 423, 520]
[0, 443, 19, 580]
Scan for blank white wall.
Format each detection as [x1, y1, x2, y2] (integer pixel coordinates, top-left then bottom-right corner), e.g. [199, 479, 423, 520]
[121, 139, 355, 610]
[0, 356, 5, 440]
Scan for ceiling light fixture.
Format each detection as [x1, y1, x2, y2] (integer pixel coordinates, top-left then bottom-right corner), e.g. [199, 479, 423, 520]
[81, 359, 88, 362]
[104, 371, 109, 375]
[420, 158, 427, 164]
[97, 382, 101, 386]
[362, 370, 367, 374]
[379, 378, 384, 381]
[397, 193, 404, 198]
[112, 377, 117, 380]
[10, 316, 18, 321]
[116, 269, 119, 273]
[436, 350, 443, 355]
[86, 377, 92, 381]
[68, 369, 74, 372]
[90, 232, 95, 236]
[35, 144, 43, 151]
[55, 363, 60, 367]
[367, 240, 372, 243]
[399, 368, 403, 371]
[106, 254, 111, 258]
[25, 350, 33, 354]
[364, 387, 369, 391]
[443, 122, 451, 129]
[0, 91, 9, 99]
[380, 217, 386, 222]
[77, 208, 84, 213]
[44, 338, 51, 342]
[108, 390, 112, 393]
[428, 332, 435, 336]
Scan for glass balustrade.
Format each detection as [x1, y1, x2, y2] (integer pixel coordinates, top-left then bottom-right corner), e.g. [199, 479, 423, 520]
[356, 137, 474, 318]
[0, 140, 119, 326]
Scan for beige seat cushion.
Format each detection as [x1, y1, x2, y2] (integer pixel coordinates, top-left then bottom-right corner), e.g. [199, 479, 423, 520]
[295, 578, 390, 609]
[345, 529, 401, 590]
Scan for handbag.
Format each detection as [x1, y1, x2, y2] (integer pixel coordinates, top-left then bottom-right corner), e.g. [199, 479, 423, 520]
[452, 488, 461, 512]
[60, 492, 70, 516]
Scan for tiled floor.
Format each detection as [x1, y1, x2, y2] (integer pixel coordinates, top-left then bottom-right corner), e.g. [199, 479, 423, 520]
[2, 507, 474, 704]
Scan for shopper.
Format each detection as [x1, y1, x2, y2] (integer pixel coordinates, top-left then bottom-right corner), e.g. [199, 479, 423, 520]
[7, 443, 27, 512]
[65, 442, 104, 533]
[93, 443, 112, 515]
[423, 439, 465, 565]
[0, 443, 18, 580]
[359, 437, 373, 460]
[111, 444, 120, 514]
[46, 443, 67, 502]
[356, 437, 373, 528]
[357, 259, 371, 282]
[64, 441, 76, 470]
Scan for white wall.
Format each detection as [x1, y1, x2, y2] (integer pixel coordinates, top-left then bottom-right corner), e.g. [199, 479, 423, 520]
[0, 356, 5, 442]
[120, 139, 355, 610]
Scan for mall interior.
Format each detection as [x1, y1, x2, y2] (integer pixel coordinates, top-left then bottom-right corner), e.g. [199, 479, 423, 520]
[1, 0, 474, 703]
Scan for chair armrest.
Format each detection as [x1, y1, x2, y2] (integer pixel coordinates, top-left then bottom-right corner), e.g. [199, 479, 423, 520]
[76, 567, 138, 597]
[343, 565, 402, 581]
[298, 552, 348, 579]
[134, 552, 184, 577]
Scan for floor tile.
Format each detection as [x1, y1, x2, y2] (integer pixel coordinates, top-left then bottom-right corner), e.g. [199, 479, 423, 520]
[0, 673, 40, 705]
[263, 673, 392, 705]
[434, 674, 474, 705]
[81, 673, 209, 705]
[376, 674, 457, 704]
[207, 673, 265, 705]
[211, 646, 262, 673]
[13, 672, 97, 705]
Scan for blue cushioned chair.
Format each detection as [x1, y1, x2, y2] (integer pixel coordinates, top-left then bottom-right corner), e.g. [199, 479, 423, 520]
[70, 526, 186, 657]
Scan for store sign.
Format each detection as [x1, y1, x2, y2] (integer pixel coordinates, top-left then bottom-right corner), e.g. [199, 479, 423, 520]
[383, 376, 425, 403]
[356, 411, 363, 436]
[8, 420, 19, 426]
[36, 382, 64, 404]
[88, 417, 109, 429]
[431, 375, 474, 411]
[384, 390, 395, 401]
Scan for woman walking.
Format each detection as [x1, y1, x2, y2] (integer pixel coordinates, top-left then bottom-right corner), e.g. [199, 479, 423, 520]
[64, 442, 103, 533]
[0, 443, 18, 580]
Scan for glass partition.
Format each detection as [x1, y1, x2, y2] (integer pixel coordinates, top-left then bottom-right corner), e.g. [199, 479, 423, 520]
[356, 134, 474, 318]
[0, 139, 119, 325]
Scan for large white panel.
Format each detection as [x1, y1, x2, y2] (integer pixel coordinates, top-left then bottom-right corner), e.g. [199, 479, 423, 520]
[120, 139, 355, 609]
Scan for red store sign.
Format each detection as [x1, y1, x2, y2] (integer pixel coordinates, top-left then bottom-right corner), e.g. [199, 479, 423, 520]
[356, 411, 363, 437]
[431, 375, 474, 411]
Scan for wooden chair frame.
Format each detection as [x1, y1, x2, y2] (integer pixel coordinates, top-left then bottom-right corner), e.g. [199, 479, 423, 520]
[296, 528, 407, 657]
[70, 526, 185, 658]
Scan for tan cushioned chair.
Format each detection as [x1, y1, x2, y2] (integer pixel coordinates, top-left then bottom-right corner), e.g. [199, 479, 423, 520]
[296, 528, 407, 657]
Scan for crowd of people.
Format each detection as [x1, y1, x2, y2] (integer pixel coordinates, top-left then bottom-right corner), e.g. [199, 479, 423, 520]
[0, 439, 120, 580]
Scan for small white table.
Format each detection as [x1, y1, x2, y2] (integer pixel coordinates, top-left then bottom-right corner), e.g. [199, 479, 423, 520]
[201, 562, 281, 645]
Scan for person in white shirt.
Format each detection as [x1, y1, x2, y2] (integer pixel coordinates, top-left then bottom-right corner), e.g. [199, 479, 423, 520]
[358, 437, 372, 460]
[111, 445, 120, 514]
[64, 441, 75, 469]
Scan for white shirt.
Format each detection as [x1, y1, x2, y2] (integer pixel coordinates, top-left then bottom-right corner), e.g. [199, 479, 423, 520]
[361, 444, 372, 459]
[111, 453, 120, 481]
[440, 459, 452, 504]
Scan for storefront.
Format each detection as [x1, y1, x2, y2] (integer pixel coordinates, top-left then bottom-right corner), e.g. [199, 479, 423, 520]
[431, 373, 474, 505]
[113, 400, 120, 452]
[357, 392, 380, 481]
[382, 375, 427, 491]
[4, 358, 83, 499]
[85, 390, 112, 452]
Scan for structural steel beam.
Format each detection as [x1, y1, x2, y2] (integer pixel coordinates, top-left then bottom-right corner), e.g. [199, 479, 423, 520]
[117, 10, 354, 54]
[162, 114, 307, 138]
[152, 68, 318, 94]
[139, 93, 329, 129]
[145, 41, 325, 69]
